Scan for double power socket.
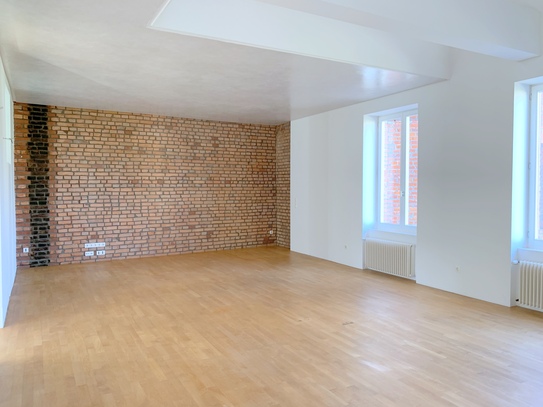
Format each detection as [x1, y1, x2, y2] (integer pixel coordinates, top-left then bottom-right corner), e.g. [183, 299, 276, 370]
[84, 242, 106, 257]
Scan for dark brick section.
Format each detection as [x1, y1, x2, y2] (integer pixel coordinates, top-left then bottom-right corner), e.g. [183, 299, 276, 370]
[27, 104, 50, 267]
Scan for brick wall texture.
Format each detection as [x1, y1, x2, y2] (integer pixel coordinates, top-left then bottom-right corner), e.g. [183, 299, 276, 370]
[275, 122, 290, 248]
[14, 103, 290, 266]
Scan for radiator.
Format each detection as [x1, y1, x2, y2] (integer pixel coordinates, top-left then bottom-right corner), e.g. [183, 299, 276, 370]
[519, 261, 543, 311]
[363, 238, 414, 279]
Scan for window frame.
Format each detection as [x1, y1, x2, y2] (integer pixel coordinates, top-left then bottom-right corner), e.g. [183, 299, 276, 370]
[376, 108, 418, 235]
[528, 84, 543, 250]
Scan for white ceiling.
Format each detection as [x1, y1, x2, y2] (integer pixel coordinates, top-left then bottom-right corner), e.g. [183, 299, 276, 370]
[0, 0, 541, 125]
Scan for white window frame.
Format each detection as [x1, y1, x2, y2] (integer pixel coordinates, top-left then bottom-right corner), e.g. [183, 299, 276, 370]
[376, 109, 418, 235]
[528, 84, 543, 250]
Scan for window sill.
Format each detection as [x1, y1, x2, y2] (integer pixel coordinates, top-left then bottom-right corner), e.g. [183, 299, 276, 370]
[517, 248, 543, 263]
[365, 230, 417, 246]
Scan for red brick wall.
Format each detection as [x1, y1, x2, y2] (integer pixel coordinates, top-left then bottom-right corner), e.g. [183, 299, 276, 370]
[14, 104, 32, 267]
[15, 103, 285, 265]
[275, 122, 290, 248]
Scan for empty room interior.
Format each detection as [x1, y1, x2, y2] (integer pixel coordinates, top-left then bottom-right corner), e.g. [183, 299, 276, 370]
[2, 0, 543, 406]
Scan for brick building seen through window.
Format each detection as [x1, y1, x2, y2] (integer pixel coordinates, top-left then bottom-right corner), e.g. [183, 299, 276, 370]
[379, 112, 418, 228]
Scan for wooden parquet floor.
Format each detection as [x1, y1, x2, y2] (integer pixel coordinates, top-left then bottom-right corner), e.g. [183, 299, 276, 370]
[1, 247, 542, 406]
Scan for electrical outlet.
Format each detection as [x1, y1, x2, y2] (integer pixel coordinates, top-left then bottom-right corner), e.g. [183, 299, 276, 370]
[97, 250, 105, 256]
[23, 247, 29, 253]
[85, 251, 94, 256]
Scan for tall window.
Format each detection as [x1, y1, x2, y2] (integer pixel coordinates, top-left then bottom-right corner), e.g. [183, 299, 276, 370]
[529, 84, 543, 248]
[378, 110, 418, 232]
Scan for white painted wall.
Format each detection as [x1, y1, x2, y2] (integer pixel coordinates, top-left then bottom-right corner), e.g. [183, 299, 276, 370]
[0, 56, 16, 328]
[291, 105, 364, 268]
[291, 48, 543, 306]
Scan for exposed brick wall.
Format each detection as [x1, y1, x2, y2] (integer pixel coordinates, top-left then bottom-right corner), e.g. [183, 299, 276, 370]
[275, 123, 290, 248]
[14, 104, 32, 268]
[15, 103, 283, 265]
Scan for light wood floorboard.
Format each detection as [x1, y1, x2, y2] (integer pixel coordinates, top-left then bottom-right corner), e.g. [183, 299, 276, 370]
[1, 247, 543, 406]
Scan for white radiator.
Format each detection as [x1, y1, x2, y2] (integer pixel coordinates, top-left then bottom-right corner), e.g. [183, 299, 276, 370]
[519, 261, 543, 312]
[363, 238, 414, 279]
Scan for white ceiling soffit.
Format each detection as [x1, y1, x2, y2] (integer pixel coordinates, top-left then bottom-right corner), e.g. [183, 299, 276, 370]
[151, 0, 541, 64]
[151, 0, 451, 80]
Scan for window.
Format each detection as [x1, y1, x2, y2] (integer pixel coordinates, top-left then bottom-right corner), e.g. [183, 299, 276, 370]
[378, 110, 418, 232]
[529, 84, 543, 249]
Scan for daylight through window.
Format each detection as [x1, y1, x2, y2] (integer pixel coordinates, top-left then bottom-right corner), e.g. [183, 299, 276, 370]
[530, 85, 543, 246]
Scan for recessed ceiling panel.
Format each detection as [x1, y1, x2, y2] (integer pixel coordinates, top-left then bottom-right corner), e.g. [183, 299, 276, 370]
[151, 0, 451, 80]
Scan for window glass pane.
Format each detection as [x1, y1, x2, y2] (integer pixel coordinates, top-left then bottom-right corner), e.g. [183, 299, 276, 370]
[407, 114, 418, 226]
[536, 91, 543, 240]
[380, 118, 402, 225]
